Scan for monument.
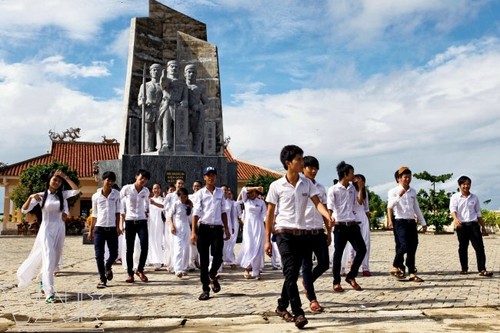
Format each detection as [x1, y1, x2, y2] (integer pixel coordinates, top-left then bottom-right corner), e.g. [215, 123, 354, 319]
[100, 0, 236, 189]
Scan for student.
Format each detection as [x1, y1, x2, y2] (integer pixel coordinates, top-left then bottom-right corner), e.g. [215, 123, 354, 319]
[222, 185, 240, 268]
[342, 174, 372, 276]
[387, 170, 402, 276]
[264, 145, 333, 330]
[191, 166, 231, 301]
[237, 184, 267, 280]
[301, 156, 331, 313]
[147, 184, 165, 270]
[164, 178, 185, 271]
[449, 176, 493, 277]
[17, 170, 80, 303]
[387, 166, 427, 282]
[120, 169, 151, 283]
[88, 171, 121, 288]
[169, 187, 193, 277]
[188, 180, 202, 271]
[328, 161, 367, 292]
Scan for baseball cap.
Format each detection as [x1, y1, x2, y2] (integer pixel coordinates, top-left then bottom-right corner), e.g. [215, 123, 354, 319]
[203, 166, 217, 175]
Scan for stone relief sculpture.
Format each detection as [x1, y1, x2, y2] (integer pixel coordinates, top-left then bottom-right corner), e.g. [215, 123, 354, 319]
[185, 64, 208, 154]
[138, 64, 163, 152]
[158, 60, 188, 153]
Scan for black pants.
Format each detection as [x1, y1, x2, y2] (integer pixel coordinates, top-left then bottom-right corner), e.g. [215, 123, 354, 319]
[276, 233, 307, 317]
[125, 220, 148, 276]
[302, 232, 329, 302]
[456, 223, 486, 272]
[197, 223, 224, 292]
[93, 226, 118, 283]
[332, 224, 366, 284]
[392, 219, 418, 274]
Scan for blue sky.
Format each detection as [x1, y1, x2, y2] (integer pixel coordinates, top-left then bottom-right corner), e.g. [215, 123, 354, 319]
[1, 0, 500, 213]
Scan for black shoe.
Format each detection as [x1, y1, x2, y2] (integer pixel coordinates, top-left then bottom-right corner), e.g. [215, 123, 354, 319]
[210, 276, 221, 293]
[294, 314, 308, 329]
[105, 269, 113, 281]
[198, 291, 210, 301]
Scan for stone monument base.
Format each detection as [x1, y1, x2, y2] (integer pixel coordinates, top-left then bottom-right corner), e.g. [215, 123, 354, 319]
[98, 154, 237, 192]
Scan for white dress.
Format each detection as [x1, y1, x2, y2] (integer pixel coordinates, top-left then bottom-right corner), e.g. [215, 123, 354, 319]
[223, 199, 240, 265]
[163, 192, 178, 271]
[237, 189, 267, 277]
[17, 189, 80, 299]
[147, 196, 165, 267]
[170, 201, 191, 274]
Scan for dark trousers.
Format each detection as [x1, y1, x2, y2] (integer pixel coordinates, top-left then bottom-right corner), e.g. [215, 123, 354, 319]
[125, 220, 148, 276]
[276, 233, 307, 317]
[93, 226, 118, 283]
[392, 219, 418, 274]
[332, 224, 366, 284]
[456, 223, 486, 272]
[302, 232, 329, 302]
[197, 224, 224, 292]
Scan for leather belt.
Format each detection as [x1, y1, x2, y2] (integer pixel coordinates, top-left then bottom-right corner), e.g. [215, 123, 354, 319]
[200, 223, 223, 229]
[126, 219, 147, 224]
[395, 219, 415, 223]
[274, 228, 324, 236]
[461, 221, 477, 224]
[95, 226, 116, 231]
[336, 221, 361, 226]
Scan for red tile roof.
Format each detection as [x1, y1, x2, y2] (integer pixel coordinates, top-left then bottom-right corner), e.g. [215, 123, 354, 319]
[0, 141, 119, 178]
[0, 141, 281, 181]
[224, 147, 283, 180]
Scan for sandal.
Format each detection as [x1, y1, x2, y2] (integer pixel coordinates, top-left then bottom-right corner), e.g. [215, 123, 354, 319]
[45, 294, 56, 304]
[345, 278, 363, 291]
[393, 270, 406, 280]
[243, 270, 251, 279]
[408, 274, 424, 282]
[479, 271, 493, 277]
[275, 307, 294, 322]
[309, 300, 324, 313]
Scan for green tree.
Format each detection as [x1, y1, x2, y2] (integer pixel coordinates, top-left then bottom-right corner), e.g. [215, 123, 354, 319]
[367, 189, 386, 229]
[413, 171, 453, 233]
[247, 174, 280, 196]
[10, 161, 80, 212]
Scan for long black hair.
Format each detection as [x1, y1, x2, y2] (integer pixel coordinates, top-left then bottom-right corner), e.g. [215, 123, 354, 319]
[353, 174, 367, 201]
[40, 170, 65, 212]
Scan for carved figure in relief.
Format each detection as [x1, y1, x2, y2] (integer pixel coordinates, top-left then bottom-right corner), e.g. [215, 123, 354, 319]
[185, 64, 208, 154]
[138, 64, 163, 152]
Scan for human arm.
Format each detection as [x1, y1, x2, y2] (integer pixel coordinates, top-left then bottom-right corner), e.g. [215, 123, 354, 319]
[311, 195, 334, 228]
[170, 208, 176, 235]
[21, 193, 42, 213]
[191, 215, 199, 245]
[264, 202, 276, 257]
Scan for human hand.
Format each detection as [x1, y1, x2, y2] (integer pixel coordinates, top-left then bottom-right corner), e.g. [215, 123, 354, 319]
[326, 232, 332, 247]
[265, 241, 272, 257]
[87, 231, 93, 241]
[421, 225, 427, 233]
[398, 188, 406, 196]
[170, 224, 176, 235]
[190, 233, 197, 245]
[224, 228, 231, 241]
[481, 226, 488, 236]
[454, 219, 462, 228]
[31, 193, 42, 201]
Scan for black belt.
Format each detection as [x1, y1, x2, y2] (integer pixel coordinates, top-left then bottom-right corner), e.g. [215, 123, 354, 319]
[461, 221, 477, 224]
[126, 219, 147, 224]
[95, 226, 116, 231]
[336, 221, 361, 226]
[274, 228, 324, 236]
[200, 223, 223, 229]
[395, 219, 415, 223]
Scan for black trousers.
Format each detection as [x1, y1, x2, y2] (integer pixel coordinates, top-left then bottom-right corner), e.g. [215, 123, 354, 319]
[93, 226, 118, 283]
[302, 232, 329, 302]
[456, 223, 486, 272]
[125, 220, 148, 276]
[197, 223, 224, 292]
[276, 233, 307, 317]
[332, 224, 366, 284]
[392, 219, 418, 274]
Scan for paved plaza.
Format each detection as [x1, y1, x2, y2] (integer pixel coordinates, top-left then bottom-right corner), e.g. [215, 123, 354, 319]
[0, 231, 498, 332]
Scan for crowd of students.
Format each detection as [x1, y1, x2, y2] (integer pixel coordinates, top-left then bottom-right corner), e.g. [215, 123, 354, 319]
[16, 145, 493, 330]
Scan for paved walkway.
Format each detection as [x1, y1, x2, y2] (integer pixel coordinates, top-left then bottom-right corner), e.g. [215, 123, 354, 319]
[0, 231, 498, 332]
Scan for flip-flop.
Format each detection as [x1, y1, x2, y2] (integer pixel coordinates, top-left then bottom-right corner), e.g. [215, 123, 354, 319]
[275, 308, 294, 322]
[309, 300, 324, 313]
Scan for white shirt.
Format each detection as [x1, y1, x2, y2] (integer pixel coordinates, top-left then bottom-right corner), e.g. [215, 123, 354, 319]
[304, 181, 327, 230]
[171, 200, 191, 225]
[120, 184, 150, 220]
[449, 192, 482, 222]
[192, 186, 227, 225]
[22, 189, 80, 223]
[91, 188, 121, 227]
[266, 175, 320, 230]
[327, 182, 357, 222]
[165, 192, 180, 217]
[387, 185, 426, 226]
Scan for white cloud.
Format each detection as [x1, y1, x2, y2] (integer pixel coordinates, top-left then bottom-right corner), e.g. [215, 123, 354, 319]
[0, 0, 145, 41]
[224, 37, 500, 207]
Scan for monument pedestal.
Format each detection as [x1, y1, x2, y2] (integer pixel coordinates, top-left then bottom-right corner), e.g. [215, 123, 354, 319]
[99, 154, 237, 191]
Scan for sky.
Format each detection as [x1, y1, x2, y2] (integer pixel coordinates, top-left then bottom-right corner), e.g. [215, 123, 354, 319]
[1, 0, 500, 212]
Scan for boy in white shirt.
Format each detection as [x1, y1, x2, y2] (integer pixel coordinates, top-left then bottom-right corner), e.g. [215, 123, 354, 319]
[449, 175, 492, 276]
[387, 166, 426, 282]
[264, 145, 332, 329]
